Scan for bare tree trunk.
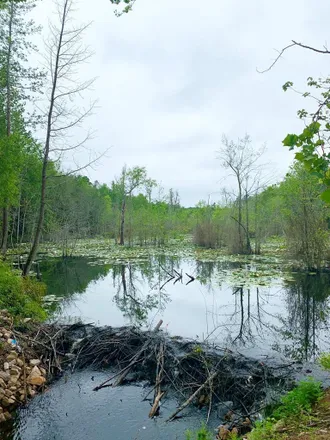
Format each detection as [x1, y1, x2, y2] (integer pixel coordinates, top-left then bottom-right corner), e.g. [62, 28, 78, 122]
[119, 197, 126, 245]
[23, 0, 68, 276]
[245, 188, 252, 254]
[237, 180, 244, 253]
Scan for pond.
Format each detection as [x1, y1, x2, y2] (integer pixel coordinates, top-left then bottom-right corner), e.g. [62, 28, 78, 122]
[39, 254, 330, 363]
[4, 251, 330, 440]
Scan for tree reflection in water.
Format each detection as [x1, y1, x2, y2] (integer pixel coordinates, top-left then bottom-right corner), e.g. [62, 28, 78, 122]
[275, 273, 330, 362]
[112, 258, 174, 326]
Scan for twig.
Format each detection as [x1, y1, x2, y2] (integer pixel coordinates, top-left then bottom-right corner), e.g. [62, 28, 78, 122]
[166, 370, 219, 422]
[93, 320, 163, 391]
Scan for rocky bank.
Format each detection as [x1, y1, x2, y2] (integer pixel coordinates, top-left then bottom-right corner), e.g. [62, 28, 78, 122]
[0, 310, 47, 423]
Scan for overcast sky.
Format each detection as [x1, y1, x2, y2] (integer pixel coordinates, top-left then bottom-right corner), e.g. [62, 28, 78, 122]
[32, 0, 330, 206]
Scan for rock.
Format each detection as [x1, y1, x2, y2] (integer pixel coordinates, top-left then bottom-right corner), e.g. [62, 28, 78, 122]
[28, 389, 36, 397]
[4, 389, 12, 398]
[0, 413, 5, 423]
[9, 376, 19, 385]
[218, 425, 231, 440]
[0, 388, 5, 398]
[4, 411, 12, 420]
[9, 359, 17, 366]
[28, 376, 46, 386]
[2, 396, 15, 407]
[16, 358, 24, 367]
[27, 365, 46, 386]
[40, 367, 46, 376]
[23, 318, 31, 323]
[7, 353, 17, 361]
[9, 367, 20, 376]
[0, 378, 6, 388]
[0, 371, 10, 382]
[29, 359, 41, 367]
[29, 365, 41, 377]
[0, 406, 3, 413]
[3, 362, 9, 371]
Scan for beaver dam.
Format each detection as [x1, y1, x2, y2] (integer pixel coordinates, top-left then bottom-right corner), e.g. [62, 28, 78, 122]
[2, 318, 299, 437]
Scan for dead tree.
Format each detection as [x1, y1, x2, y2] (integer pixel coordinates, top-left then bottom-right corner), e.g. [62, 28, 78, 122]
[217, 135, 265, 254]
[23, 0, 96, 275]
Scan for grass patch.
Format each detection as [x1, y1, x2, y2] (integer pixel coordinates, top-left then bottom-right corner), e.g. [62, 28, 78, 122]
[247, 379, 323, 440]
[0, 260, 47, 321]
[185, 424, 214, 440]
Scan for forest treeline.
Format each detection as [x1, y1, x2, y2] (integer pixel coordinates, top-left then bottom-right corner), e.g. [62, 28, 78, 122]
[2, 153, 329, 270]
[0, 0, 330, 272]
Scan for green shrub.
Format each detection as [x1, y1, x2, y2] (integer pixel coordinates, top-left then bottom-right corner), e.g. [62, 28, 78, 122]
[247, 379, 323, 440]
[185, 423, 214, 440]
[247, 420, 280, 440]
[319, 353, 330, 371]
[0, 260, 47, 321]
[273, 379, 322, 419]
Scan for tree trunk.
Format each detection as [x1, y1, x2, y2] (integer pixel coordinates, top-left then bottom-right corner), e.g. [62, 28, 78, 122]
[1, 1, 14, 257]
[237, 179, 244, 253]
[245, 189, 252, 254]
[0, 207, 9, 255]
[23, 0, 68, 276]
[22, 158, 47, 275]
[119, 197, 126, 245]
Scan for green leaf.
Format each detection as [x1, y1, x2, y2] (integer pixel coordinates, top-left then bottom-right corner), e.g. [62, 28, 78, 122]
[320, 188, 330, 203]
[283, 134, 299, 148]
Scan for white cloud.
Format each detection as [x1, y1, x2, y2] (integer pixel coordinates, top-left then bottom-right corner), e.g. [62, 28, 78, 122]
[32, 0, 330, 206]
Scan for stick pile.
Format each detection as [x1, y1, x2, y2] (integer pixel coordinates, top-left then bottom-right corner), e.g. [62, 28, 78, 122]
[17, 320, 294, 423]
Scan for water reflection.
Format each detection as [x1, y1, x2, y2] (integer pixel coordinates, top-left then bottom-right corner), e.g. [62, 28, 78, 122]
[112, 264, 170, 325]
[39, 256, 330, 361]
[275, 273, 330, 362]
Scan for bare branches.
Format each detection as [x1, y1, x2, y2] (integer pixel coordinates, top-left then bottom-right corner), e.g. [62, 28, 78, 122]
[23, 0, 100, 275]
[258, 40, 330, 73]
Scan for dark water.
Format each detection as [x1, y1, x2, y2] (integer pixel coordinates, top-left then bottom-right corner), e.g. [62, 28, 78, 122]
[4, 371, 219, 440]
[4, 255, 330, 440]
[40, 255, 330, 362]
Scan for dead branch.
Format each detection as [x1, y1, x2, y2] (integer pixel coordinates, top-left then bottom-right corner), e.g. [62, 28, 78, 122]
[258, 40, 330, 73]
[166, 370, 219, 422]
[149, 341, 165, 418]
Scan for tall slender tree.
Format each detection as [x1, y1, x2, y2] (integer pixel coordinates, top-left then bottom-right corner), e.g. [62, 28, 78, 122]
[23, 0, 95, 275]
[0, 0, 43, 255]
